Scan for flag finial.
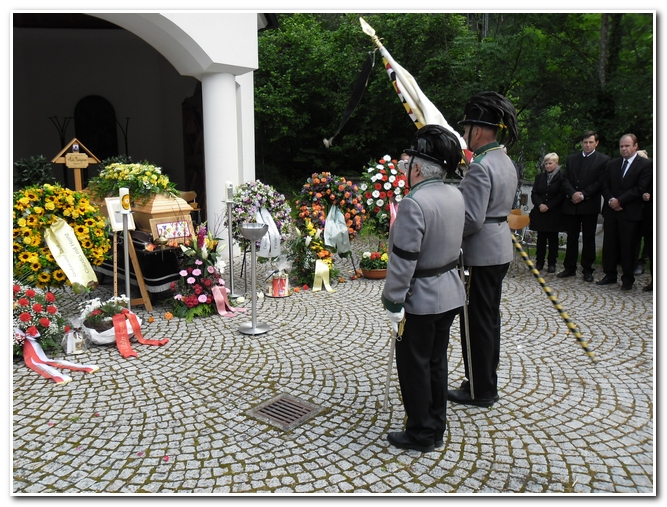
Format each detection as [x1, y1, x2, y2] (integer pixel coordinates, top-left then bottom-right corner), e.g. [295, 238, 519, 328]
[359, 17, 383, 49]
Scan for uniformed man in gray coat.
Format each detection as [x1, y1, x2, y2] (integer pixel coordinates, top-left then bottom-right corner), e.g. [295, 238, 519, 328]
[382, 125, 465, 453]
[447, 91, 519, 408]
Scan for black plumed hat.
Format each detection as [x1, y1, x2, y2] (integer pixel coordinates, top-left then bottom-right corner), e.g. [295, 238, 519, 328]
[404, 124, 463, 176]
[458, 91, 519, 148]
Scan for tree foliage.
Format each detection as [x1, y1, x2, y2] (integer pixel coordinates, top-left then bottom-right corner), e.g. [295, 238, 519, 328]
[254, 13, 653, 191]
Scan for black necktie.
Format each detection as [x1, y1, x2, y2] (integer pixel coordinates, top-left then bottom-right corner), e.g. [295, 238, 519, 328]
[621, 159, 629, 178]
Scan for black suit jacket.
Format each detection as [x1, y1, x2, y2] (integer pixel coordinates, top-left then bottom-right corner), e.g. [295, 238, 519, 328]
[601, 155, 652, 222]
[561, 150, 610, 216]
[529, 169, 564, 232]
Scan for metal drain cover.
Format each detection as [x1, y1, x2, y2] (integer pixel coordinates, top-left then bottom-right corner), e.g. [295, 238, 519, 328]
[247, 394, 322, 431]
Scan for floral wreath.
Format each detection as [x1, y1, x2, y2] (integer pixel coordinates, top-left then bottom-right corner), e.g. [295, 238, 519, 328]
[13, 281, 69, 355]
[295, 172, 366, 240]
[228, 180, 292, 253]
[13, 184, 111, 288]
[359, 155, 408, 238]
[87, 162, 179, 205]
[288, 172, 366, 285]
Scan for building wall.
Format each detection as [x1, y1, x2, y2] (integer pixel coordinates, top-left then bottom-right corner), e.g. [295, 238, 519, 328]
[12, 26, 199, 190]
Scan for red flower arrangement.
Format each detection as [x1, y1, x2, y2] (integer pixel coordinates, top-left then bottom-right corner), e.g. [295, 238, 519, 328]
[12, 281, 69, 355]
[360, 155, 408, 238]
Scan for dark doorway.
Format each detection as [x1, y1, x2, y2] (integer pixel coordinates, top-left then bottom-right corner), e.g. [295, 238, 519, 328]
[74, 95, 119, 185]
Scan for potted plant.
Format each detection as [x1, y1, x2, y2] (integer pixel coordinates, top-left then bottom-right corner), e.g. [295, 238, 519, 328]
[170, 221, 229, 321]
[75, 295, 140, 345]
[359, 245, 389, 279]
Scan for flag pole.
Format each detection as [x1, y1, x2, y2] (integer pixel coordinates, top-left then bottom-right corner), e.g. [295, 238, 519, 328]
[511, 233, 598, 363]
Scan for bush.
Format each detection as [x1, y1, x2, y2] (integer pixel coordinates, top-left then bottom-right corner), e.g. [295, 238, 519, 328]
[13, 155, 56, 189]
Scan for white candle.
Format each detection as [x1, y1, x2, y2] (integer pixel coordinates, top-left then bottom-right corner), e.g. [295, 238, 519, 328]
[119, 187, 131, 214]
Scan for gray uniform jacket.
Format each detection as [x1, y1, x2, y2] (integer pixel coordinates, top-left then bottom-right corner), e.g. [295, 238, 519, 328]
[458, 143, 517, 266]
[381, 178, 465, 315]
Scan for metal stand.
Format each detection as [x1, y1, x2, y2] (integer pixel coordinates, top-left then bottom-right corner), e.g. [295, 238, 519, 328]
[238, 223, 269, 335]
[226, 200, 241, 298]
[122, 214, 131, 310]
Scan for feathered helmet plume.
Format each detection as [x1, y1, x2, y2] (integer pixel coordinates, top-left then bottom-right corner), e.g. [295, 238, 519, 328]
[458, 91, 519, 149]
[404, 124, 463, 178]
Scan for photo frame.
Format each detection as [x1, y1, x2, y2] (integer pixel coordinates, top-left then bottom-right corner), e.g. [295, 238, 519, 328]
[104, 197, 135, 232]
[149, 215, 194, 244]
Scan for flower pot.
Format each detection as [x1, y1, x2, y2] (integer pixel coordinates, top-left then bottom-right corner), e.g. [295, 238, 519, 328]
[361, 268, 387, 279]
[82, 315, 141, 345]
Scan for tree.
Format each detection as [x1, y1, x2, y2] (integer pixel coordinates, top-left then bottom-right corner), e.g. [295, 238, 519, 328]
[255, 13, 653, 190]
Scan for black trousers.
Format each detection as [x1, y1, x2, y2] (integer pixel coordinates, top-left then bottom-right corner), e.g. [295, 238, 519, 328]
[396, 308, 460, 447]
[602, 217, 641, 286]
[535, 231, 559, 267]
[563, 213, 598, 272]
[459, 263, 509, 400]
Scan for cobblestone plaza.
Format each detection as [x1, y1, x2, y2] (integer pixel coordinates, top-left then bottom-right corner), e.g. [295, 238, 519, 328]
[11, 251, 654, 497]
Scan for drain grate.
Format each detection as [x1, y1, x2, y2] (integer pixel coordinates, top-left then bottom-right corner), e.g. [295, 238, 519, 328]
[247, 394, 322, 431]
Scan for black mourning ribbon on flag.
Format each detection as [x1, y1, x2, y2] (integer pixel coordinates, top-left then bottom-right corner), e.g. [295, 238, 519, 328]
[323, 51, 376, 148]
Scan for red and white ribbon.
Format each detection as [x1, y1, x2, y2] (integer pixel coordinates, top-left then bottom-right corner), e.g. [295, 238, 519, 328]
[211, 285, 247, 317]
[21, 335, 99, 384]
[389, 201, 398, 230]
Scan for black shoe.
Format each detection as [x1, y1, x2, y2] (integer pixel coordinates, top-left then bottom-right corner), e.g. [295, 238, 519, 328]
[621, 283, 633, 291]
[557, 269, 576, 278]
[387, 431, 435, 453]
[547, 265, 556, 273]
[447, 390, 499, 407]
[596, 276, 617, 286]
[583, 272, 594, 282]
[535, 262, 544, 271]
[435, 438, 444, 448]
[643, 282, 653, 292]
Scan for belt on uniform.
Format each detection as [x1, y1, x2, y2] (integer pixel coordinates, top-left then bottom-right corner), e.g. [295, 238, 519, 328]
[412, 259, 458, 278]
[484, 216, 508, 223]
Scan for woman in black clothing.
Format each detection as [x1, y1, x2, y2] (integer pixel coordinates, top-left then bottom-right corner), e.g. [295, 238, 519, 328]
[529, 153, 564, 272]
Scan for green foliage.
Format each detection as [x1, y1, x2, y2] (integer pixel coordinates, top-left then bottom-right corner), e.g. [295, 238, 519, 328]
[171, 297, 215, 322]
[256, 13, 653, 193]
[13, 155, 56, 189]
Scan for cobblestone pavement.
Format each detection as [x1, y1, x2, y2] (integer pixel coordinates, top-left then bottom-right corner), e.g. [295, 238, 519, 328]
[12, 251, 654, 497]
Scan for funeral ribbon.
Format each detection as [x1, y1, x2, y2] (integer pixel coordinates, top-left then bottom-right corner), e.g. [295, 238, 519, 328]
[389, 201, 398, 230]
[211, 285, 247, 317]
[127, 312, 169, 347]
[21, 334, 99, 384]
[113, 314, 138, 358]
[256, 207, 281, 258]
[112, 312, 169, 358]
[43, 217, 98, 289]
[323, 205, 351, 254]
[312, 259, 335, 293]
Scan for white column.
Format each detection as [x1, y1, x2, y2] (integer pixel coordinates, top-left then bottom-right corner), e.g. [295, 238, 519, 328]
[201, 72, 241, 232]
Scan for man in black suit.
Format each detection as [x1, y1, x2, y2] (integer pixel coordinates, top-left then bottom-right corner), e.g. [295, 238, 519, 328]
[597, 134, 652, 290]
[558, 131, 610, 282]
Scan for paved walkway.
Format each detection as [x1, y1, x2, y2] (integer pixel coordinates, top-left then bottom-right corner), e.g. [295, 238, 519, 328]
[12, 249, 654, 496]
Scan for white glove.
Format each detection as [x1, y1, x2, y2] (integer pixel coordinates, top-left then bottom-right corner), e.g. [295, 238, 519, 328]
[385, 308, 405, 323]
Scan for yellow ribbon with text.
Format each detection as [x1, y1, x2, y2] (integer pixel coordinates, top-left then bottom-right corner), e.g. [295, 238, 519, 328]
[44, 217, 98, 288]
[312, 259, 335, 293]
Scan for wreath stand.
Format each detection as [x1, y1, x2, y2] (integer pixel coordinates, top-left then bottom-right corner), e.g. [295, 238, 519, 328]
[112, 232, 152, 311]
